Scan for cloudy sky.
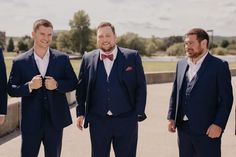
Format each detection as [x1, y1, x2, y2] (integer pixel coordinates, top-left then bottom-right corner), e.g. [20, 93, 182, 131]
[0, 0, 236, 37]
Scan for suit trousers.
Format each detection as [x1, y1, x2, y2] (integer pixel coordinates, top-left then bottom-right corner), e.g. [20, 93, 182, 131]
[177, 121, 221, 157]
[21, 113, 63, 157]
[88, 112, 138, 157]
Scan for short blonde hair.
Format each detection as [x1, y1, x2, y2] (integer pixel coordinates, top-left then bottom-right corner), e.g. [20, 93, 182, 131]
[33, 19, 53, 32]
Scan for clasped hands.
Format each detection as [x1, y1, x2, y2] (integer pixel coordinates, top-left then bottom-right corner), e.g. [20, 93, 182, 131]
[29, 75, 58, 91]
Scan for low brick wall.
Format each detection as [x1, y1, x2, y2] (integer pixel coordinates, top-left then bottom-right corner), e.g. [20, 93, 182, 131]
[0, 98, 20, 137]
[1, 69, 235, 137]
[145, 71, 175, 84]
[145, 68, 236, 84]
[230, 69, 236, 76]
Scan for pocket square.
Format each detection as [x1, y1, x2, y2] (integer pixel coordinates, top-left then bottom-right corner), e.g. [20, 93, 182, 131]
[125, 66, 133, 71]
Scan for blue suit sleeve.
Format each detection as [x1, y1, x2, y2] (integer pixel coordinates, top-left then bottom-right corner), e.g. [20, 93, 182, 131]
[135, 52, 147, 121]
[56, 55, 78, 93]
[214, 61, 233, 130]
[76, 57, 86, 117]
[0, 52, 7, 114]
[7, 60, 31, 97]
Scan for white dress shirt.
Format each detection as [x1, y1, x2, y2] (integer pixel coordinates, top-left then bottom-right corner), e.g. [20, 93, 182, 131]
[34, 48, 50, 77]
[99, 46, 118, 80]
[187, 52, 208, 81]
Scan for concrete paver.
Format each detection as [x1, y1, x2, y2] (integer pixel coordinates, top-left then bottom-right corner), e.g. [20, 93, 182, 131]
[0, 77, 235, 157]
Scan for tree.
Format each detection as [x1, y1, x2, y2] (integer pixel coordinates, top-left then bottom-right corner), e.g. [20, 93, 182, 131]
[209, 42, 218, 49]
[86, 28, 97, 52]
[69, 10, 91, 54]
[17, 40, 28, 52]
[167, 43, 185, 56]
[163, 36, 183, 50]
[23, 35, 34, 48]
[56, 31, 72, 53]
[221, 40, 229, 48]
[117, 32, 146, 55]
[17, 35, 33, 52]
[50, 40, 57, 49]
[227, 43, 236, 50]
[212, 47, 228, 55]
[145, 41, 157, 56]
[7, 37, 15, 52]
[145, 36, 165, 56]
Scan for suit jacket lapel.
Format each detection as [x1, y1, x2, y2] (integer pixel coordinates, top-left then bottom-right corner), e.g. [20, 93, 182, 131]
[29, 49, 41, 76]
[191, 53, 211, 89]
[45, 49, 55, 77]
[116, 48, 126, 83]
[91, 50, 100, 84]
[178, 59, 188, 90]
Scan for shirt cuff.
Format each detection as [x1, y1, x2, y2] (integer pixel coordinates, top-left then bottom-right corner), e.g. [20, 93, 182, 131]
[0, 114, 6, 117]
[28, 83, 32, 93]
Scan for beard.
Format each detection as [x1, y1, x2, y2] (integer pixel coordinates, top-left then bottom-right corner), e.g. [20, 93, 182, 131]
[100, 44, 115, 53]
[186, 47, 204, 59]
[101, 46, 114, 53]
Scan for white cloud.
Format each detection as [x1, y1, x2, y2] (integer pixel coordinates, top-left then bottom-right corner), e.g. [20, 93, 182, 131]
[0, 0, 236, 37]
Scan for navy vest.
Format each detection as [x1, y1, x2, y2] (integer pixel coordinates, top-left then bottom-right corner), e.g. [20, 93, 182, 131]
[35, 63, 51, 118]
[177, 68, 197, 123]
[90, 58, 132, 116]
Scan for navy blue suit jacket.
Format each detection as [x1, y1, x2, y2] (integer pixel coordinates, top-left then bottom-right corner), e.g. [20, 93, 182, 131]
[167, 53, 233, 134]
[76, 47, 147, 127]
[0, 49, 7, 114]
[7, 49, 78, 132]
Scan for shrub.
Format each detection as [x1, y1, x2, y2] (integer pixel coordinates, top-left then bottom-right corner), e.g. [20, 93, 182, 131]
[212, 47, 228, 55]
[167, 43, 185, 56]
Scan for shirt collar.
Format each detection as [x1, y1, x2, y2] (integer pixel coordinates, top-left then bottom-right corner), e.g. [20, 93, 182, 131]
[187, 51, 208, 66]
[34, 48, 50, 61]
[99, 46, 118, 61]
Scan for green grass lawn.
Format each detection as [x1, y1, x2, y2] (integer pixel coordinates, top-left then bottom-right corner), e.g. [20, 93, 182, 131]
[3, 52, 236, 77]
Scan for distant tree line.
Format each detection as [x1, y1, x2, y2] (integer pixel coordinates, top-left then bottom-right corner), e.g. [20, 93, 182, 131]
[6, 10, 236, 56]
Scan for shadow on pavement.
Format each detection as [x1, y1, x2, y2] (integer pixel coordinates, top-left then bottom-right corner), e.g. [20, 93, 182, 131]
[0, 129, 21, 145]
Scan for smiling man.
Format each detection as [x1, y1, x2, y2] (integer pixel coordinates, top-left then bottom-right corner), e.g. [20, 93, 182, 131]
[7, 19, 77, 157]
[76, 22, 147, 157]
[167, 28, 233, 157]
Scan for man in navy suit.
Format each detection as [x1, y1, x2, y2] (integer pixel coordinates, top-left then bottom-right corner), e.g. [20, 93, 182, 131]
[167, 28, 233, 157]
[76, 22, 147, 157]
[7, 19, 77, 157]
[0, 48, 7, 125]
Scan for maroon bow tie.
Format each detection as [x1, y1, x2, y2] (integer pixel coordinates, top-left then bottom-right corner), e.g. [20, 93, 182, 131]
[101, 53, 114, 61]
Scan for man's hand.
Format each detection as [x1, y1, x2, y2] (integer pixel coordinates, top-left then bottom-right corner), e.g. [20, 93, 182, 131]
[206, 124, 222, 138]
[76, 116, 85, 131]
[168, 120, 176, 133]
[29, 75, 42, 90]
[0, 116, 5, 125]
[45, 76, 58, 90]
